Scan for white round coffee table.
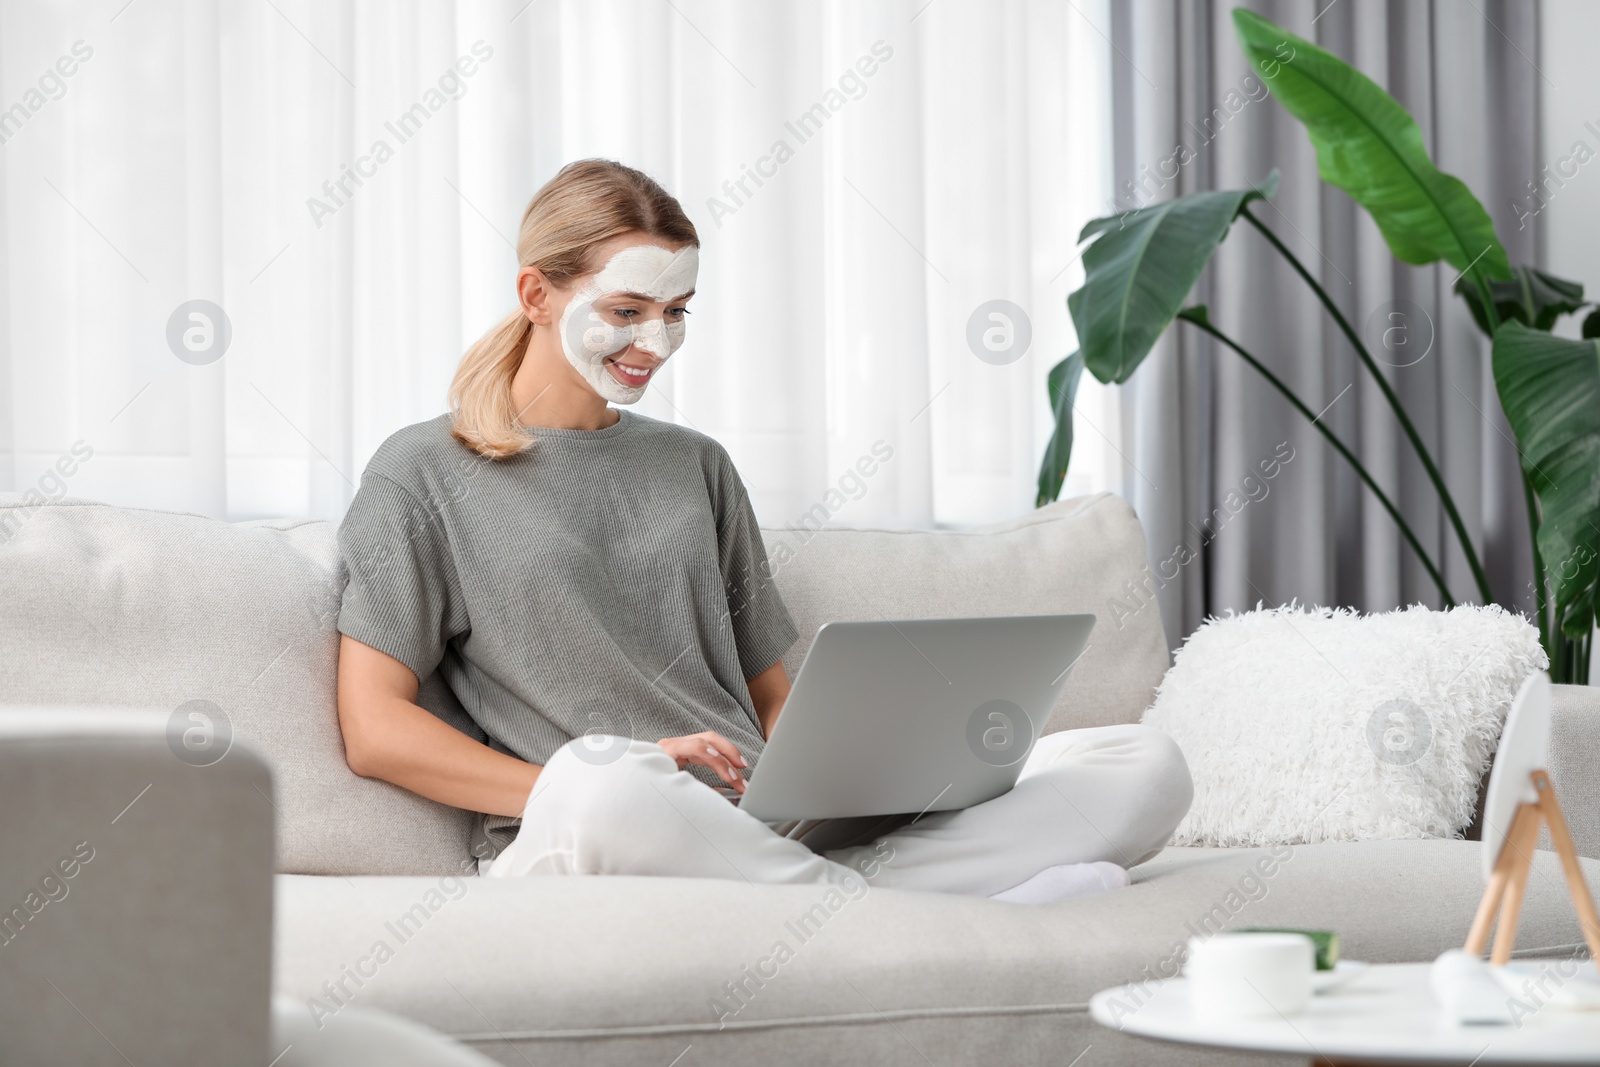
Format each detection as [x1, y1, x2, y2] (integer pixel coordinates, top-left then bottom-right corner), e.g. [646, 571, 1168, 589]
[1090, 961, 1600, 1065]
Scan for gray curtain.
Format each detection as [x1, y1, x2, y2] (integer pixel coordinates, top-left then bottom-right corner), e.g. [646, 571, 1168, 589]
[1109, 0, 1539, 653]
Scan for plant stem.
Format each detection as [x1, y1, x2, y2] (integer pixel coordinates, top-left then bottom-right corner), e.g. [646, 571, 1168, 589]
[1240, 208, 1494, 605]
[1182, 315, 1457, 607]
[1521, 466, 1551, 672]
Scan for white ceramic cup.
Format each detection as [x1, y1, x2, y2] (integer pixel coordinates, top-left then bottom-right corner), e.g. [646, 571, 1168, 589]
[1184, 933, 1314, 1018]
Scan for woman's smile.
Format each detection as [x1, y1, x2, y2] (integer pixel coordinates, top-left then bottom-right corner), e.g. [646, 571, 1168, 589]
[605, 355, 656, 385]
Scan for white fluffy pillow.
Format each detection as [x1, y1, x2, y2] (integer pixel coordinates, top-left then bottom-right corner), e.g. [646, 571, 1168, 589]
[1143, 604, 1547, 847]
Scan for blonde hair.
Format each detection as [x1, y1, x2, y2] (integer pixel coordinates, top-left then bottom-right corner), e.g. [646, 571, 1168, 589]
[449, 159, 700, 458]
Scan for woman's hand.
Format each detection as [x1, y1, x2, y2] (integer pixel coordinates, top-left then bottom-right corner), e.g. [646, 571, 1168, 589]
[656, 731, 749, 793]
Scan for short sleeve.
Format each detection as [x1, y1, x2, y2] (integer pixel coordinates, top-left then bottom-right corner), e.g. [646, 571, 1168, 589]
[336, 472, 469, 681]
[712, 456, 799, 679]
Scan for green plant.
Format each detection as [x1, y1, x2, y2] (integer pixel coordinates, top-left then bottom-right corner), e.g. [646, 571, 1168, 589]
[1489, 318, 1599, 682]
[1037, 8, 1596, 683]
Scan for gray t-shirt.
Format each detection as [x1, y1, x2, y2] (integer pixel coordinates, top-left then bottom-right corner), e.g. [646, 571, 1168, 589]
[335, 409, 799, 857]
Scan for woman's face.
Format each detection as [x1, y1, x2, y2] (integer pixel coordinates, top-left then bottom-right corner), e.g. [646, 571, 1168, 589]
[550, 233, 698, 403]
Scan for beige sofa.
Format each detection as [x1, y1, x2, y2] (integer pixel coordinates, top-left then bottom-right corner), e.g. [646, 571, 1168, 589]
[2, 490, 1596, 1066]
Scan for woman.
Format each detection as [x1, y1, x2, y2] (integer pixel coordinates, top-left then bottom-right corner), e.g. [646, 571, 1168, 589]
[335, 159, 1192, 902]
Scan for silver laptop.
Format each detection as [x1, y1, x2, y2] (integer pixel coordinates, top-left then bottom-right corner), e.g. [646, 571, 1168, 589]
[736, 613, 1095, 821]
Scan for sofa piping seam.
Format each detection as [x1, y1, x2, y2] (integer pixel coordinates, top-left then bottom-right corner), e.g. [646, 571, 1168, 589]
[444, 1001, 1090, 1043]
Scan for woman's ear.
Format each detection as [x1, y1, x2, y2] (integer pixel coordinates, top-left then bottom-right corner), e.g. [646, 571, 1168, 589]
[517, 266, 556, 326]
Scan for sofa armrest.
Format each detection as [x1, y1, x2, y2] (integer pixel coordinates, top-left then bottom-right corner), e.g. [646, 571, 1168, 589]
[1548, 684, 1600, 860]
[0, 708, 275, 1063]
[273, 995, 501, 1065]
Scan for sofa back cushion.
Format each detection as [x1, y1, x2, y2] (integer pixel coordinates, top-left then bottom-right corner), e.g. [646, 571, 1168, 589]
[0, 491, 1167, 876]
[0, 497, 475, 876]
[764, 493, 1169, 736]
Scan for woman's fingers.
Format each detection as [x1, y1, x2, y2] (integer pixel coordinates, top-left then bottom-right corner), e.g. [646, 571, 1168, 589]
[697, 731, 748, 769]
[689, 747, 746, 792]
[655, 732, 749, 792]
[692, 732, 748, 792]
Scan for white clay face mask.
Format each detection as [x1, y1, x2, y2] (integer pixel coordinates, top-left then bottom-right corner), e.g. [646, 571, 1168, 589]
[557, 244, 698, 404]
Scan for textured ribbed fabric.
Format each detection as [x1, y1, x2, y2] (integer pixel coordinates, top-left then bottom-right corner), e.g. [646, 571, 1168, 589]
[336, 410, 799, 858]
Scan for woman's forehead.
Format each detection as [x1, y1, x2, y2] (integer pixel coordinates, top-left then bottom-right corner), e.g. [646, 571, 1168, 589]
[586, 230, 694, 265]
[585, 243, 699, 301]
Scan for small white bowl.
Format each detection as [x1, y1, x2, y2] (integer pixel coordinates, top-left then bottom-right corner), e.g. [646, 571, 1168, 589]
[1185, 933, 1315, 1018]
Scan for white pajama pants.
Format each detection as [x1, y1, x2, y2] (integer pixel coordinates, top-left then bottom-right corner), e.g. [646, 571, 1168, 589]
[486, 724, 1193, 897]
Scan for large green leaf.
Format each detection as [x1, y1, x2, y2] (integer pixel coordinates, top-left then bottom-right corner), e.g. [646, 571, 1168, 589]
[1067, 173, 1277, 384]
[1036, 352, 1085, 506]
[1455, 266, 1586, 336]
[1492, 321, 1600, 637]
[1583, 309, 1600, 340]
[1233, 9, 1510, 301]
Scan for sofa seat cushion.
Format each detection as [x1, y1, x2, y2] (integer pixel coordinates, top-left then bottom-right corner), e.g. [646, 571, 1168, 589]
[272, 841, 1597, 1064]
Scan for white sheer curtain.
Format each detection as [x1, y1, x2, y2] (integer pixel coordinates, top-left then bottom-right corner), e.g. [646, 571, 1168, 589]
[0, 0, 1119, 530]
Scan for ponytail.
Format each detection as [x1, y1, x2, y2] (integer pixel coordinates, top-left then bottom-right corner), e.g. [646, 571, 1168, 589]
[449, 309, 534, 459]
